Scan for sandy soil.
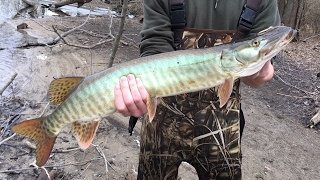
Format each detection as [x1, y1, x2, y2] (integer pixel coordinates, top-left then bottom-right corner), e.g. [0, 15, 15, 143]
[0, 3, 319, 180]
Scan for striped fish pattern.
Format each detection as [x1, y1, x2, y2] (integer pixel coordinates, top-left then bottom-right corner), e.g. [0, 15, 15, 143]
[12, 26, 296, 166]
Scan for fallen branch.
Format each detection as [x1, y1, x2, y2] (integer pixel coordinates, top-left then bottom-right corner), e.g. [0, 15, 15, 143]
[50, 9, 116, 49]
[0, 114, 21, 139]
[29, 161, 52, 180]
[54, 147, 80, 153]
[38, 102, 50, 117]
[108, 0, 128, 68]
[37, 169, 57, 180]
[49, 0, 93, 9]
[52, 11, 91, 45]
[17, 6, 119, 49]
[95, 145, 109, 173]
[303, 33, 320, 42]
[0, 133, 16, 146]
[276, 93, 312, 99]
[52, 25, 114, 49]
[274, 73, 315, 95]
[122, 34, 139, 48]
[17, 9, 93, 49]
[0, 148, 132, 173]
[0, 73, 17, 96]
[21, 0, 38, 7]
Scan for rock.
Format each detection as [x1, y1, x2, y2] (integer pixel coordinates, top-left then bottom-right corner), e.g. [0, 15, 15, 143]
[17, 23, 28, 29]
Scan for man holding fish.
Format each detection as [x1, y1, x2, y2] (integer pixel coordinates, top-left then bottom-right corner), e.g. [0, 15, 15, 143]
[12, 0, 296, 179]
[115, 0, 280, 179]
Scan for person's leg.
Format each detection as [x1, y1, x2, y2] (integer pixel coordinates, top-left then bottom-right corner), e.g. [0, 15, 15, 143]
[138, 103, 194, 179]
[187, 86, 242, 180]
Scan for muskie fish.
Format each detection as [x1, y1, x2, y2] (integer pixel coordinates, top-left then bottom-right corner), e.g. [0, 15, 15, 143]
[12, 26, 296, 166]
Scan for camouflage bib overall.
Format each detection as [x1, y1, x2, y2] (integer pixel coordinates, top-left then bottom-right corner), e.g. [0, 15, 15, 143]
[138, 28, 242, 180]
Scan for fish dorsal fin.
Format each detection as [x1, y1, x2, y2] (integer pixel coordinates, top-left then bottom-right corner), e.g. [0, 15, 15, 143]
[49, 77, 84, 105]
[147, 95, 158, 122]
[218, 78, 234, 108]
[71, 120, 101, 149]
[12, 117, 57, 166]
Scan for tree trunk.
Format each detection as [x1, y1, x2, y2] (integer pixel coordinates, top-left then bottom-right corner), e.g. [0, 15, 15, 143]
[278, 0, 320, 36]
[108, 0, 128, 68]
[278, 0, 304, 30]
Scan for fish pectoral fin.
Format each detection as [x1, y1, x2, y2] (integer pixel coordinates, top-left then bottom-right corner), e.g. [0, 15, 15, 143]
[12, 117, 57, 166]
[49, 77, 84, 105]
[218, 78, 234, 108]
[147, 95, 158, 122]
[71, 120, 101, 150]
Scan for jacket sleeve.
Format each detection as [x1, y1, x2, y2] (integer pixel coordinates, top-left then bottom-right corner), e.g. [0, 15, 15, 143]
[140, 0, 175, 57]
[251, 0, 281, 35]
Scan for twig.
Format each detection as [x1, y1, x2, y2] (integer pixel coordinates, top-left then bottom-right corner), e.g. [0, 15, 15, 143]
[52, 10, 92, 45]
[38, 102, 50, 117]
[65, 27, 112, 39]
[0, 133, 16, 145]
[0, 148, 133, 173]
[276, 93, 312, 99]
[79, 161, 93, 177]
[0, 113, 21, 139]
[54, 147, 80, 153]
[0, 73, 18, 96]
[40, 166, 51, 180]
[108, 0, 128, 68]
[274, 73, 314, 95]
[52, 25, 114, 49]
[29, 161, 52, 180]
[37, 169, 57, 180]
[93, 143, 116, 173]
[16, 7, 118, 49]
[95, 145, 109, 173]
[122, 34, 139, 48]
[303, 33, 320, 42]
[0, 157, 98, 173]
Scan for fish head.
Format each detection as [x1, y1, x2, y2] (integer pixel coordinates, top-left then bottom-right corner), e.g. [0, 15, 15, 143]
[230, 26, 297, 77]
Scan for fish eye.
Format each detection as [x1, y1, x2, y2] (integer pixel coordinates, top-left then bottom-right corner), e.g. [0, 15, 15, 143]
[252, 40, 260, 47]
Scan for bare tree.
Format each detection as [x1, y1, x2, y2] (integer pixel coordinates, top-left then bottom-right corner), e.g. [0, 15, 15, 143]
[108, 0, 128, 68]
[278, 0, 304, 30]
[278, 0, 320, 36]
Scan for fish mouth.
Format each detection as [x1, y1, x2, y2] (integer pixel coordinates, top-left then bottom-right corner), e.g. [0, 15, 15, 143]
[261, 28, 297, 60]
[232, 27, 297, 77]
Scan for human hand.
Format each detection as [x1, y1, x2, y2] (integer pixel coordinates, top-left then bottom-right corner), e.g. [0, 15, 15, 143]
[240, 60, 274, 88]
[114, 74, 149, 117]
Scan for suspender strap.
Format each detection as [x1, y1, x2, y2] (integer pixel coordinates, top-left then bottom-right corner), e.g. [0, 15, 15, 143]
[233, 0, 262, 41]
[170, 0, 186, 49]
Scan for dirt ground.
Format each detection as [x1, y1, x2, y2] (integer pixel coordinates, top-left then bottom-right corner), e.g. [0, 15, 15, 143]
[0, 1, 319, 180]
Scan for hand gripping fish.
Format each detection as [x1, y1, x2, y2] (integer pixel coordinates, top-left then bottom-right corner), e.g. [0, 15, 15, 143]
[12, 26, 296, 166]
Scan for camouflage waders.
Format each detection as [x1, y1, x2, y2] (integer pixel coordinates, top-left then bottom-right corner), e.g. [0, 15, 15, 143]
[138, 29, 242, 180]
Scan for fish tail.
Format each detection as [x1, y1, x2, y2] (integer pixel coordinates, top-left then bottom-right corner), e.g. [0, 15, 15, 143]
[12, 117, 57, 166]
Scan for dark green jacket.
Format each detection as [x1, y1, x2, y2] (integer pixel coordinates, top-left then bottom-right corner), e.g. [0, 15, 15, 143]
[140, 0, 281, 57]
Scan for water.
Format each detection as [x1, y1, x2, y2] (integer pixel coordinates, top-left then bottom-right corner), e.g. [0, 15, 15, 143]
[0, 0, 25, 24]
[0, 0, 115, 24]
[0, 0, 115, 96]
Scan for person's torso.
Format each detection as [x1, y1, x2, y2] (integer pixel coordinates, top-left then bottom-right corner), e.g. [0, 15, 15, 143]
[184, 0, 246, 30]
